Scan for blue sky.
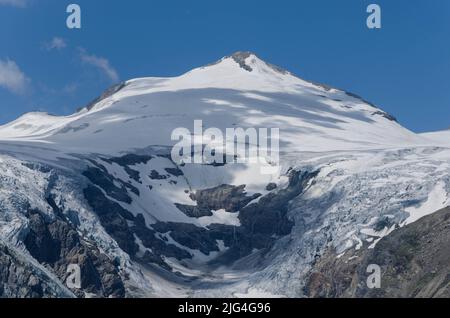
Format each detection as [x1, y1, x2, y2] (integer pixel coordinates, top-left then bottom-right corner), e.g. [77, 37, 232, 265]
[0, 0, 449, 132]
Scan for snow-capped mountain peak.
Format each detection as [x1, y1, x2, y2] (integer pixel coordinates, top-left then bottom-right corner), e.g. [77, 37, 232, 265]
[1, 52, 450, 299]
[122, 51, 310, 95]
[211, 51, 292, 76]
[0, 52, 432, 155]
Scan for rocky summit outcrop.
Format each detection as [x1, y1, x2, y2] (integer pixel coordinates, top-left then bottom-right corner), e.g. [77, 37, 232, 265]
[305, 206, 450, 298]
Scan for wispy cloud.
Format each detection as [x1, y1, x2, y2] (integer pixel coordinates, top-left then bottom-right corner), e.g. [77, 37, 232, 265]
[0, 0, 27, 8]
[43, 37, 67, 51]
[62, 83, 78, 94]
[0, 59, 29, 94]
[79, 48, 119, 82]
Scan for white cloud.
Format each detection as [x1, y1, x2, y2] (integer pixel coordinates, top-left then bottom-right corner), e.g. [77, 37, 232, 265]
[0, 59, 29, 94]
[0, 0, 27, 7]
[62, 83, 78, 94]
[79, 49, 119, 82]
[44, 37, 67, 51]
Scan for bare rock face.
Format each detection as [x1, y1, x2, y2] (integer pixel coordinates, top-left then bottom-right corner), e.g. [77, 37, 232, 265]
[175, 184, 261, 218]
[305, 206, 450, 298]
[23, 209, 125, 298]
[228, 51, 290, 75]
[190, 184, 261, 213]
[0, 242, 72, 298]
[83, 82, 128, 112]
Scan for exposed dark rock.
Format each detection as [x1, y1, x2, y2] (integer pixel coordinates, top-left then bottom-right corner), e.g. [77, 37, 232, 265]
[23, 210, 125, 298]
[175, 203, 213, 218]
[81, 157, 320, 272]
[373, 217, 396, 232]
[228, 51, 290, 75]
[266, 183, 277, 191]
[162, 170, 319, 265]
[82, 164, 193, 269]
[126, 181, 140, 196]
[81, 82, 128, 112]
[151, 170, 319, 265]
[101, 154, 154, 184]
[165, 167, 184, 177]
[239, 170, 318, 237]
[206, 161, 227, 167]
[21, 162, 52, 174]
[149, 170, 168, 180]
[140, 251, 171, 271]
[153, 222, 220, 255]
[125, 167, 141, 183]
[81, 156, 321, 275]
[311, 82, 333, 92]
[206, 224, 241, 248]
[24, 212, 64, 264]
[372, 111, 398, 122]
[66, 210, 81, 227]
[175, 184, 262, 218]
[83, 186, 192, 270]
[83, 185, 138, 256]
[230, 51, 253, 72]
[0, 241, 71, 298]
[305, 206, 450, 298]
[206, 224, 253, 264]
[46, 196, 64, 219]
[345, 91, 377, 107]
[83, 167, 132, 204]
[191, 185, 261, 213]
[204, 153, 228, 167]
[132, 214, 192, 263]
[106, 154, 153, 166]
[208, 170, 319, 262]
[345, 91, 398, 123]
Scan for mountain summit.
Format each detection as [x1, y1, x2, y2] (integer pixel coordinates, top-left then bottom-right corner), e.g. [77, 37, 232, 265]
[212, 51, 291, 75]
[0, 52, 424, 154]
[0, 52, 449, 298]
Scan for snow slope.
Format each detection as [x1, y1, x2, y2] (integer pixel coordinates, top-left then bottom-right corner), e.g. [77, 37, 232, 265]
[0, 52, 427, 154]
[0, 52, 449, 298]
[421, 129, 450, 147]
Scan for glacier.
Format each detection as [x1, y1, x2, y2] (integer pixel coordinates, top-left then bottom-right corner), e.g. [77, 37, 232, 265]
[0, 52, 449, 298]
